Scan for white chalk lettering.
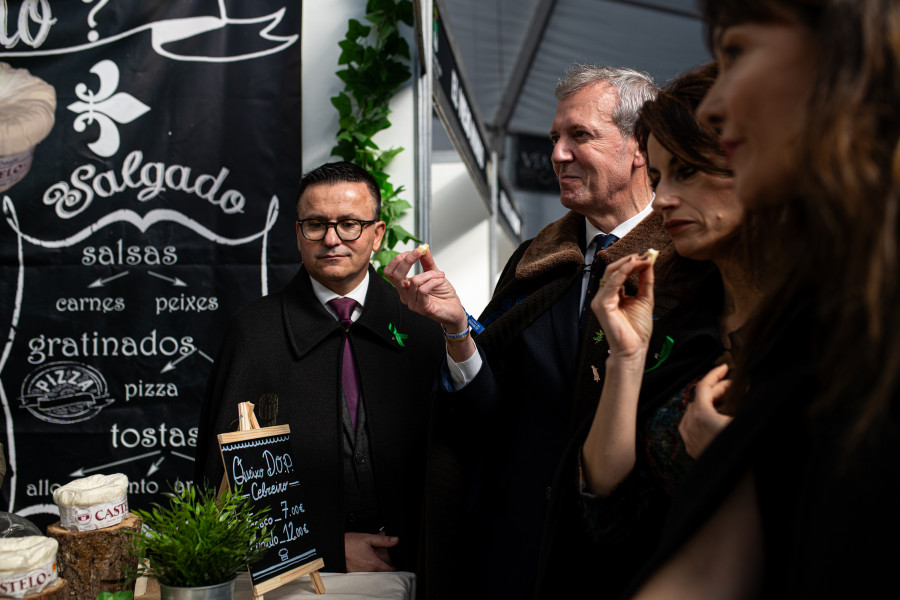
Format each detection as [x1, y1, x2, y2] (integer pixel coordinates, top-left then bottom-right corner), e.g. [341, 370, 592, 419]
[251, 480, 288, 500]
[110, 423, 198, 449]
[28, 330, 195, 364]
[0, 0, 55, 49]
[154, 295, 218, 315]
[123, 381, 178, 402]
[231, 456, 264, 486]
[56, 297, 125, 313]
[43, 150, 246, 219]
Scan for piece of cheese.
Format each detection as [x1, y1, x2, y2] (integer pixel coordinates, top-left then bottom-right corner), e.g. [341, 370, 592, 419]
[417, 243, 429, 254]
[0, 62, 56, 191]
[641, 248, 660, 265]
[53, 473, 129, 531]
[0, 536, 58, 598]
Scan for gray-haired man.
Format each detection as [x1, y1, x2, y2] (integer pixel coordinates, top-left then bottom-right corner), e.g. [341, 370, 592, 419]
[387, 65, 673, 598]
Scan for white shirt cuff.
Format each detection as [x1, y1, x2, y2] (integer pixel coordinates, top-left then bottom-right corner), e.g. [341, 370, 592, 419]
[446, 348, 483, 390]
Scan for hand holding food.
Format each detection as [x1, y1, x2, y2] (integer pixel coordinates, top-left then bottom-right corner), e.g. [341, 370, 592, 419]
[384, 243, 468, 332]
[640, 247, 659, 265]
[590, 252, 656, 362]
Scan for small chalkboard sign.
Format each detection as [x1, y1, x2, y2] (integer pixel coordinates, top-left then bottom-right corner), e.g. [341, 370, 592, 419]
[218, 406, 324, 598]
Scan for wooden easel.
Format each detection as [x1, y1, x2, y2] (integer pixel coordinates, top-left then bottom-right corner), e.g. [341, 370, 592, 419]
[219, 401, 326, 597]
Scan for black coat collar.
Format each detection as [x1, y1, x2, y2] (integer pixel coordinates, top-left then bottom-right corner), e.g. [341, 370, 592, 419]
[282, 265, 407, 360]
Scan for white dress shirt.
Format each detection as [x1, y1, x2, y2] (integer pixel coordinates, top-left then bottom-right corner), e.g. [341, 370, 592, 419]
[448, 198, 655, 390]
[311, 273, 369, 321]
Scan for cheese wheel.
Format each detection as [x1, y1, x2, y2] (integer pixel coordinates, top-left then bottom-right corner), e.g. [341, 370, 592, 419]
[53, 474, 129, 531]
[0, 536, 58, 598]
[0, 62, 56, 192]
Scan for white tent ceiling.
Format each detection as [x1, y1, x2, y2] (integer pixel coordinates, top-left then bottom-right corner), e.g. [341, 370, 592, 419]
[436, 0, 713, 237]
[441, 0, 711, 140]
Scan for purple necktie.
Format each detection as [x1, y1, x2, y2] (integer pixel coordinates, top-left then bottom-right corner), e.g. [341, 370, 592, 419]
[328, 298, 361, 429]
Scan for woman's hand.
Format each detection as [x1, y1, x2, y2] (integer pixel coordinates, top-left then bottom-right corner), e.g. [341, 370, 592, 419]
[679, 363, 734, 458]
[590, 253, 655, 362]
[582, 253, 655, 495]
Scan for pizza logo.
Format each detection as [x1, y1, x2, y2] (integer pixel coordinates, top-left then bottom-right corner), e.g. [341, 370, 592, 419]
[18, 361, 114, 424]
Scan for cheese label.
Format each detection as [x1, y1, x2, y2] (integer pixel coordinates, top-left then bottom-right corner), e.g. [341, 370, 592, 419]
[58, 494, 128, 531]
[0, 148, 34, 192]
[0, 559, 57, 598]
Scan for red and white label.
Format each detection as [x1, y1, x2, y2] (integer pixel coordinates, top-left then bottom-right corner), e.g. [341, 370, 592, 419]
[0, 148, 34, 192]
[0, 559, 57, 598]
[59, 494, 128, 531]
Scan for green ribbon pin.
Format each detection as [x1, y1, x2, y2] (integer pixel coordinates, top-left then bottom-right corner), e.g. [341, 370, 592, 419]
[388, 322, 408, 347]
[644, 336, 675, 373]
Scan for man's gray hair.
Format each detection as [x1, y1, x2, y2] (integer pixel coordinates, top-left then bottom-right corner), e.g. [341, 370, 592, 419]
[555, 64, 657, 137]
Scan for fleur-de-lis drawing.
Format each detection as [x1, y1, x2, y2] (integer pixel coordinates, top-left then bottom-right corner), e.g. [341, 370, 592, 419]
[67, 60, 150, 158]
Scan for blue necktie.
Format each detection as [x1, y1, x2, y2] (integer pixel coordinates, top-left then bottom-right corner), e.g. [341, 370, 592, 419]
[580, 233, 618, 333]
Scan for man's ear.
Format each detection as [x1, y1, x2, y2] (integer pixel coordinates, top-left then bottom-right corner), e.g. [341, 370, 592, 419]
[631, 138, 647, 169]
[371, 220, 386, 252]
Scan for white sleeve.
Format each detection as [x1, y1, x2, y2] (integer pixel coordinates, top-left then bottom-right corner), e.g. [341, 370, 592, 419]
[445, 348, 483, 390]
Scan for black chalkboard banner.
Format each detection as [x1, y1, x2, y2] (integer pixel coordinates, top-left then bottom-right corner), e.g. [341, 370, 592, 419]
[218, 406, 325, 598]
[0, 0, 302, 531]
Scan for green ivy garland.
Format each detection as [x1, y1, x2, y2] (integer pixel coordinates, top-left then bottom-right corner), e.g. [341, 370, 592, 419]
[331, 0, 418, 269]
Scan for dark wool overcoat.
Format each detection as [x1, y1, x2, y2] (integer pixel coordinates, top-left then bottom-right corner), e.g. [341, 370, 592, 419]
[422, 209, 677, 599]
[195, 265, 444, 573]
[619, 301, 900, 599]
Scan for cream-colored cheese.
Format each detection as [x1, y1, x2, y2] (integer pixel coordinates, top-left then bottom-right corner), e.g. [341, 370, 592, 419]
[0, 62, 56, 157]
[53, 473, 128, 506]
[641, 247, 660, 266]
[0, 537, 57, 598]
[54, 473, 129, 531]
[0, 537, 57, 572]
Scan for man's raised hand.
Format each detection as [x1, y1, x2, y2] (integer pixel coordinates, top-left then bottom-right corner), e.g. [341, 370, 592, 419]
[384, 245, 468, 332]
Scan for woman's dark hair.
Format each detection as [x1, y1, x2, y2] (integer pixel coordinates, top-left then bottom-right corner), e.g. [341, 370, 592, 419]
[635, 62, 745, 335]
[635, 62, 730, 179]
[702, 0, 900, 444]
[699, 0, 822, 51]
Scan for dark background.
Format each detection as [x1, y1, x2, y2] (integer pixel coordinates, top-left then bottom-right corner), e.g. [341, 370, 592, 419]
[0, 0, 302, 528]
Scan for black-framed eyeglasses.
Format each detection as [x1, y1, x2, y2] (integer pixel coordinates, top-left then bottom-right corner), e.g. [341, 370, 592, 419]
[296, 218, 377, 241]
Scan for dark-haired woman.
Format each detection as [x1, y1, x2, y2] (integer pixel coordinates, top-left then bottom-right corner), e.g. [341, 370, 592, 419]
[535, 63, 760, 599]
[626, 1, 900, 597]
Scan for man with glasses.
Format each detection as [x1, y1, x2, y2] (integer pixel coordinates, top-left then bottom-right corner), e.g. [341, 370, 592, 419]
[196, 161, 444, 576]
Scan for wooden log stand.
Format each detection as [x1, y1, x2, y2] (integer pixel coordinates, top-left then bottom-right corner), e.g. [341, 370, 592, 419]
[18, 578, 69, 600]
[46, 512, 141, 599]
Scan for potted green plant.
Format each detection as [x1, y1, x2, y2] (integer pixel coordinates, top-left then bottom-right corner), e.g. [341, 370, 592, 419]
[128, 485, 270, 600]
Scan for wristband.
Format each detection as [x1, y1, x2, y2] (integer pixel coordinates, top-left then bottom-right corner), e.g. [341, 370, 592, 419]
[467, 312, 484, 334]
[443, 327, 471, 343]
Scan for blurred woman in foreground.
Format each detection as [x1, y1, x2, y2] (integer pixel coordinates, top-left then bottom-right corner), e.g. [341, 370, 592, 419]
[627, 1, 900, 597]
